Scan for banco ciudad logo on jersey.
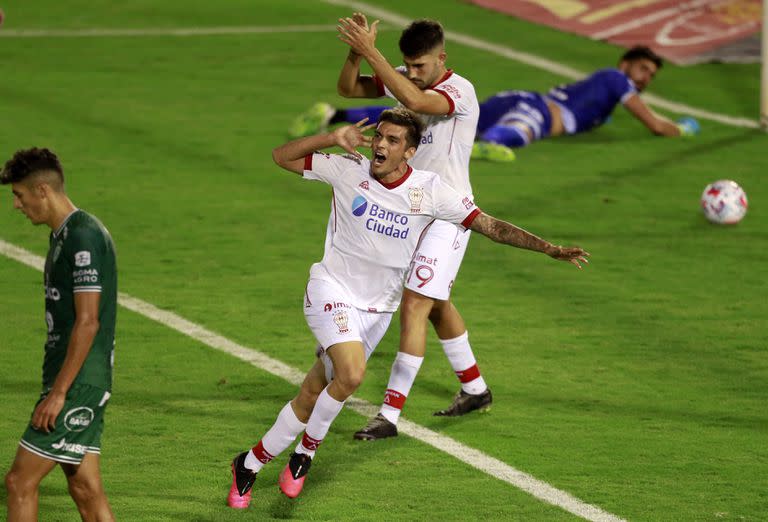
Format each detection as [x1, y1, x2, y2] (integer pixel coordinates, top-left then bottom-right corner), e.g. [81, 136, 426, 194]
[351, 195, 410, 239]
[352, 195, 368, 216]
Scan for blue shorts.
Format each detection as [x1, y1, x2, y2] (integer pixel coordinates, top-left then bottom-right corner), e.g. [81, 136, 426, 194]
[478, 90, 552, 140]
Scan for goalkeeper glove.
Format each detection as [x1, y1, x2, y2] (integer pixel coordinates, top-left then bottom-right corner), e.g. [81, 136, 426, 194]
[676, 116, 700, 137]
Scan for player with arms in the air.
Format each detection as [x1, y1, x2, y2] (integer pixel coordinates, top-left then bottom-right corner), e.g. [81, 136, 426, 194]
[333, 15, 496, 440]
[227, 108, 588, 506]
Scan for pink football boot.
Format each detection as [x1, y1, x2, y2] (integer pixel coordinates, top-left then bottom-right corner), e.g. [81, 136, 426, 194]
[227, 452, 256, 509]
[278, 452, 312, 498]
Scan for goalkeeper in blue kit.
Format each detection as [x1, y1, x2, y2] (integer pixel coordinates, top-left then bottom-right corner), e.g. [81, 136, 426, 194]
[290, 46, 700, 163]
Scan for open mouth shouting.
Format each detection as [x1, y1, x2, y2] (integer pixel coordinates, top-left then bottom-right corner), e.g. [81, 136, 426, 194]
[372, 151, 387, 167]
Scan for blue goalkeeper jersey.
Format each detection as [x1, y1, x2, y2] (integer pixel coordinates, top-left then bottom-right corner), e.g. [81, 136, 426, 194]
[546, 68, 637, 134]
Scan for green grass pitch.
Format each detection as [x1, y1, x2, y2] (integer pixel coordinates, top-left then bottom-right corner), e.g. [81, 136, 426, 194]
[1, 1, 766, 520]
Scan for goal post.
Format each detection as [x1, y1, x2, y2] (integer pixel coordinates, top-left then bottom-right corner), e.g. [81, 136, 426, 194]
[762, 0, 768, 130]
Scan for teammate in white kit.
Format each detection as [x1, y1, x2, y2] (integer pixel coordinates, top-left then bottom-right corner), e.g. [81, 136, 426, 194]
[335, 15, 495, 439]
[227, 108, 589, 506]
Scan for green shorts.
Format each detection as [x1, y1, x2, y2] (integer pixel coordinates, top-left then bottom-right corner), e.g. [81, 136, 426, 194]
[19, 383, 111, 465]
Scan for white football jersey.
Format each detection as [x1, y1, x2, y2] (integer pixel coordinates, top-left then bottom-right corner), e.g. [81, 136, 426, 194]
[302, 152, 480, 312]
[376, 68, 479, 197]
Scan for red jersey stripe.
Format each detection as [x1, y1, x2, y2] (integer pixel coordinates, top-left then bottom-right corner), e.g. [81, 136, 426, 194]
[462, 208, 482, 229]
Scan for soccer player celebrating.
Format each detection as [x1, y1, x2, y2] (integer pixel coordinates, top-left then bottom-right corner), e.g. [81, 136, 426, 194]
[291, 46, 700, 163]
[227, 108, 588, 506]
[335, 15, 495, 440]
[2, 148, 117, 522]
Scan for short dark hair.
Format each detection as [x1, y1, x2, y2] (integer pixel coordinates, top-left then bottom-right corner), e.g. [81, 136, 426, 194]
[399, 19, 444, 58]
[621, 46, 663, 69]
[1, 147, 64, 187]
[378, 108, 425, 150]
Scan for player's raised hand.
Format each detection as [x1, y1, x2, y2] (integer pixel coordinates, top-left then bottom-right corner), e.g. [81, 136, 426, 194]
[344, 12, 370, 57]
[546, 245, 590, 269]
[338, 16, 379, 57]
[352, 12, 368, 30]
[332, 118, 375, 158]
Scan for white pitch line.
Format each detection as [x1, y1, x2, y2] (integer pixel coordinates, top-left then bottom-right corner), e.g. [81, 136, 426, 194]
[0, 237, 626, 522]
[1, 13, 759, 129]
[0, 15, 760, 130]
[0, 24, 337, 38]
[323, 0, 760, 129]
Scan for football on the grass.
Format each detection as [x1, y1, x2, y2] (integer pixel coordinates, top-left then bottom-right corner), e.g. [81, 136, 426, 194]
[701, 180, 748, 225]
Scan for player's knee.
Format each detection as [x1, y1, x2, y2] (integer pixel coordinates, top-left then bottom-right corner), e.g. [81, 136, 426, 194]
[334, 365, 366, 395]
[401, 290, 434, 320]
[6, 468, 39, 501]
[5, 469, 21, 497]
[295, 385, 321, 412]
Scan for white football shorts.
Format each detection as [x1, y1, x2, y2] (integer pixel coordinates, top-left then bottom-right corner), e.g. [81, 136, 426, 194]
[405, 219, 471, 300]
[304, 277, 393, 382]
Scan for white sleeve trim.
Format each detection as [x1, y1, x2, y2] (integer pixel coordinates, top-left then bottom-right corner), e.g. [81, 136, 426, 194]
[620, 90, 638, 105]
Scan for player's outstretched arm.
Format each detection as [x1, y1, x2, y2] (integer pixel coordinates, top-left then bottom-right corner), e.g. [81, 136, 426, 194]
[624, 94, 697, 137]
[337, 13, 381, 98]
[337, 16, 451, 115]
[469, 213, 590, 269]
[272, 119, 375, 174]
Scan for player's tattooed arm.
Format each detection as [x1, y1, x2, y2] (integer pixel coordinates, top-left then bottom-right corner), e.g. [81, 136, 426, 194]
[470, 213, 550, 251]
[470, 213, 590, 269]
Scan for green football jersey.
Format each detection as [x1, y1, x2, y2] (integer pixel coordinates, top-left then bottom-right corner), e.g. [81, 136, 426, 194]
[42, 209, 117, 391]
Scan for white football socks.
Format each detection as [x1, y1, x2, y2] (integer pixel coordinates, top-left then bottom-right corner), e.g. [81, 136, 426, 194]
[440, 332, 488, 395]
[295, 387, 345, 458]
[245, 401, 306, 472]
[379, 352, 424, 425]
